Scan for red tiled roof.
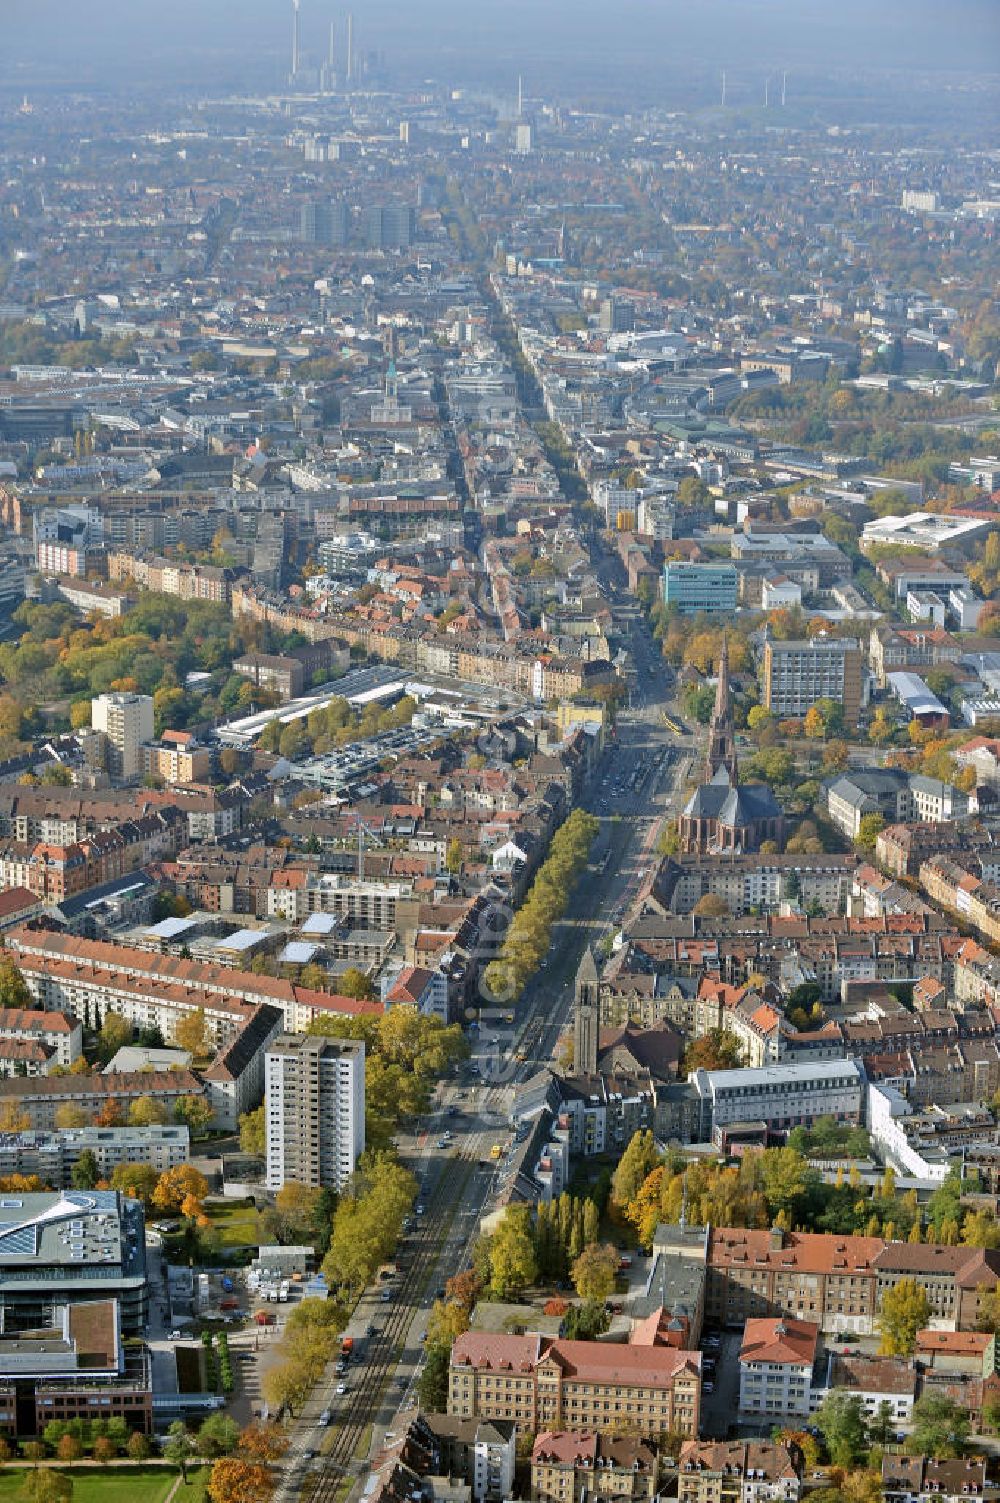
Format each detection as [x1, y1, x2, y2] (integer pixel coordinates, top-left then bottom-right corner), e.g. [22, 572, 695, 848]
[915, 1329, 993, 1355]
[739, 1316, 818, 1367]
[0, 888, 40, 918]
[451, 1331, 700, 1387]
[532, 1433, 597, 1467]
[710, 1228, 884, 1274]
[5, 925, 382, 1021]
[0, 1008, 78, 1035]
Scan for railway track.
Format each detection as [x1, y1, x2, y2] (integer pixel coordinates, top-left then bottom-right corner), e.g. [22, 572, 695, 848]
[299, 1152, 474, 1503]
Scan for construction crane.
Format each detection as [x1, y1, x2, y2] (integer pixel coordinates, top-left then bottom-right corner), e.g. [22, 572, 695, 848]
[354, 816, 386, 881]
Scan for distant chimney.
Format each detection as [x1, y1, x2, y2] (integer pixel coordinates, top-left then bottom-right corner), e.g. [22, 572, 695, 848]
[769, 1225, 784, 1251]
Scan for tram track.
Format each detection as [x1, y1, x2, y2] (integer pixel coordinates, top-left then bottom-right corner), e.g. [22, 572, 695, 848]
[299, 1153, 473, 1503]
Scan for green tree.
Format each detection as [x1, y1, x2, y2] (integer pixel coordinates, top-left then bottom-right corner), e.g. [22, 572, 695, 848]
[747, 705, 774, 741]
[570, 1243, 618, 1304]
[869, 1400, 896, 1448]
[174, 1094, 214, 1137]
[961, 1210, 1000, 1249]
[109, 1162, 159, 1207]
[0, 956, 31, 1009]
[197, 1412, 241, 1458]
[418, 1341, 451, 1412]
[815, 1390, 868, 1468]
[267, 1182, 325, 1245]
[562, 1300, 611, 1340]
[611, 1130, 661, 1210]
[239, 1106, 266, 1157]
[879, 1277, 930, 1356]
[692, 893, 730, 919]
[97, 1010, 132, 1062]
[811, 697, 845, 738]
[69, 1150, 99, 1190]
[488, 1206, 538, 1299]
[926, 1166, 964, 1240]
[278, 721, 307, 761]
[163, 1420, 194, 1481]
[337, 968, 376, 1002]
[677, 475, 710, 508]
[173, 1008, 210, 1058]
[656, 824, 681, 856]
[682, 1028, 743, 1074]
[129, 1096, 170, 1127]
[54, 1104, 91, 1130]
[40, 764, 73, 787]
[22, 1472, 73, 1503]
[759, 1148, 811, 1220]
[445, 838, 463, 875]
[322, 1154, 417, 1293]
[908, 1393, 970, 1457]
[854, 813, 886, 853]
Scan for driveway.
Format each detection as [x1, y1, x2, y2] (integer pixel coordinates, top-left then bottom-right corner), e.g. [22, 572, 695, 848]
[699, 1332, 741, 1439]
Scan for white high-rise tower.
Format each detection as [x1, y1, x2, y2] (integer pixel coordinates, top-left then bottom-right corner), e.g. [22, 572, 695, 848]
[265, 1034, 365, 1191]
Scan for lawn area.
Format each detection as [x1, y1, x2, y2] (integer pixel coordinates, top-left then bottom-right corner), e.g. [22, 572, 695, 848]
[204, 1199, 263, 1248]
[180, 1466, 211, 1503]
[0, 1466, 186, 1503]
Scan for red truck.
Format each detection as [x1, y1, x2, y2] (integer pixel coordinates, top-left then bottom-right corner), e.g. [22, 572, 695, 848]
[341, 1336, 354, 1357]
[255, 1311, 275, 1327]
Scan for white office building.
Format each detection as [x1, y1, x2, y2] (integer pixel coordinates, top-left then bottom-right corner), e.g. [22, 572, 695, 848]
[264, 1034, 365, 1191]
[691, 1059, 864, 1142]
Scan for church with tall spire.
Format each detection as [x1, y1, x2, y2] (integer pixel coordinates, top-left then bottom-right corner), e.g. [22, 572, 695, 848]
[703, 633, 738, 785]
[676, 637, 784, 856]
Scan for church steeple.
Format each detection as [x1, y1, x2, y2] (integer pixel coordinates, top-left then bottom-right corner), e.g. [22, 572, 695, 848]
[704, 634, 738, 784]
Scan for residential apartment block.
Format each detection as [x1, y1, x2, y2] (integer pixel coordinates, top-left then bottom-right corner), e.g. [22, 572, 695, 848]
[738, 1317, 818, 1420]
[107, 551, 231, 604]
[882, 1457, 989, 1503]
[676, 1441, 801, 1503]
[142, 732, 211, 786]
[0, 1125, 189, 1185]
[0, 1008, 82, 1067]
[4, 925, 381, 1041]
[0, 1069, 204, 1131]
[826, 769, 968, 840]
[91, 692, 154, 782]
[420, 1414, 516, 1503]
[531, 1433, 658, 1503]
[264, 1034, 365, 1191]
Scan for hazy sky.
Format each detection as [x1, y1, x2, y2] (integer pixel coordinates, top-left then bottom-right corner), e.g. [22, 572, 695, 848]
[2, 0, 998, 95]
